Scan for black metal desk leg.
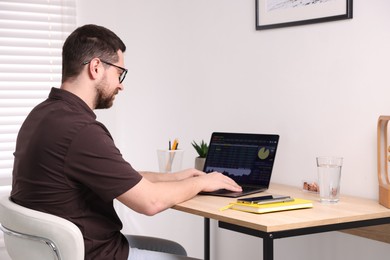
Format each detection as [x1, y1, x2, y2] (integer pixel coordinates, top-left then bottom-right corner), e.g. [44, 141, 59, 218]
[204, 218, 210, 260]
[263, 234, 274, 260]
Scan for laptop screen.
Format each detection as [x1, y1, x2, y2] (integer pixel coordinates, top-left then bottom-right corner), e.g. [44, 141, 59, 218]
[203, 132, 279, 187]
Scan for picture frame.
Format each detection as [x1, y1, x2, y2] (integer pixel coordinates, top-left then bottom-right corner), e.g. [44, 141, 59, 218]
[256, 0, 353, 30]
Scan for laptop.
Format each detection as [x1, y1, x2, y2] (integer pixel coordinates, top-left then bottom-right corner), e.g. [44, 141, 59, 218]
[199, 132, 279, 198]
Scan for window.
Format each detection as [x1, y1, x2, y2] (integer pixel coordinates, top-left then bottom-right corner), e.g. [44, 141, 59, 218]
[0, 0, 76, 187]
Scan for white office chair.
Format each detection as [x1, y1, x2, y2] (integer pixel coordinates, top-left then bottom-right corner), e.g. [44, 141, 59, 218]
[0, 195, 84, 260]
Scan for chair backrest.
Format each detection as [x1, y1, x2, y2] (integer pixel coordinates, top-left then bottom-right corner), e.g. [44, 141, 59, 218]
[0, 195, 84, 260]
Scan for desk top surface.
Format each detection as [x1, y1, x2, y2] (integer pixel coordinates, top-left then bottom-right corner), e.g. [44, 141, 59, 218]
[173, 183, 390, 232]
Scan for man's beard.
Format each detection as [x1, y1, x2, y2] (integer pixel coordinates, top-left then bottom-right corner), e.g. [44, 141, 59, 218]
[94, 77, 118, 109]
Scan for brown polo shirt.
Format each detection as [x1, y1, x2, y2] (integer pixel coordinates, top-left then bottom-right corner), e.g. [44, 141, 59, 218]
[11, 87, 142, 260]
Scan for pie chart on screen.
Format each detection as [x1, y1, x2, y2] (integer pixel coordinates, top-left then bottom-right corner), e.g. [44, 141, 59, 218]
[258, 147, 270, 160]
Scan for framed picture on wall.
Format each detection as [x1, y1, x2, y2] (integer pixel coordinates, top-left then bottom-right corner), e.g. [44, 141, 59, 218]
[256, 0, 353, 30]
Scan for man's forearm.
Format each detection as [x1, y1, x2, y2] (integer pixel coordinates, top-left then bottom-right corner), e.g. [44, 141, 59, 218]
[138, 171, 178, 182]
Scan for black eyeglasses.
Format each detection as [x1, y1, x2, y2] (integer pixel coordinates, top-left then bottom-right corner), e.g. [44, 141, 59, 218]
[83, 59, 128, 83]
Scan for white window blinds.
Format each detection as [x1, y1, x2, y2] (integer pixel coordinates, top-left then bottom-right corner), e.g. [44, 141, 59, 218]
[0, 0, 76, 186]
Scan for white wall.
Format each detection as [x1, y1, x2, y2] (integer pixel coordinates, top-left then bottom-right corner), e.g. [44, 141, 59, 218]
[77, 1, 390, 259]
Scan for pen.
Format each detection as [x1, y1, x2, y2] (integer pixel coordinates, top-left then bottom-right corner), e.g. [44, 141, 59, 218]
[171, 139, 178, 150]
[166, 138, 177, 172]
[219, 204, 233, 211]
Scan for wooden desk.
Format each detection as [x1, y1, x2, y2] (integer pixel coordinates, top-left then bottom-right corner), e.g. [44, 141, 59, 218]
[173, 183, 390, 260]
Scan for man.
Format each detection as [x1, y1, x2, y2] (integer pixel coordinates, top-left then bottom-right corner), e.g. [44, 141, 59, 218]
[11, 24, 241, 260]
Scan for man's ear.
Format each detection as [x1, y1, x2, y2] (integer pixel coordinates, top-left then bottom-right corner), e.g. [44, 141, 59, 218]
[86, 58, 104, 81]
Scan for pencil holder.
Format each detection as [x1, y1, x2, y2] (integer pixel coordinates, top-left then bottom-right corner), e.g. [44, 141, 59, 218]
[157, 149, 184, 173]
[377, 116, 390, 208]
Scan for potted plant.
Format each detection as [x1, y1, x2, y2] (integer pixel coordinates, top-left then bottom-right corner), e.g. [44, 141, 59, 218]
[191, 140, 209, 171]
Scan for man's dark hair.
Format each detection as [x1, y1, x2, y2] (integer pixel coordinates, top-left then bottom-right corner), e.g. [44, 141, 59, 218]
[62, 24, 126, 83]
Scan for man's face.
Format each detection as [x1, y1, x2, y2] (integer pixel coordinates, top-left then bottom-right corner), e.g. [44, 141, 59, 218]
[94, 51, 125, 109]
[95, 74, 118, 109]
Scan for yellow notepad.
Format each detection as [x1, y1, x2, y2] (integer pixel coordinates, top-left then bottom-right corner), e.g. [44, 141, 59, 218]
[224, 198, 313, 214]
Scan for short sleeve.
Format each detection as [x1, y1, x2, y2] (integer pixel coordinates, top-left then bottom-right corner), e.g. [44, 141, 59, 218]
[64, 122, 142, 202]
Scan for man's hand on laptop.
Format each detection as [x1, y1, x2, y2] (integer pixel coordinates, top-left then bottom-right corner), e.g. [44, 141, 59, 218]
[171, 168, 205, 180]
[200, 172, 242, 193]
[168, 169, 242, 192]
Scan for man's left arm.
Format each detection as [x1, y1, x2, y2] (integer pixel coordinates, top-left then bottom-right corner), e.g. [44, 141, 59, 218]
[139, 169, 205, 183]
